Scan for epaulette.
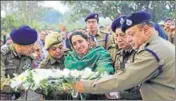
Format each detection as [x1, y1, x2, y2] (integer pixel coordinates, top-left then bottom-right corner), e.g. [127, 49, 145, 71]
[1, 45, 11, 56]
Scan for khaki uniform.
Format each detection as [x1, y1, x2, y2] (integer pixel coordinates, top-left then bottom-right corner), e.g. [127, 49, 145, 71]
[107, 32, 119, 62]
[38, 50, 68, 70]
[89, 30, 114, 50]
[168, 30, 175, 44]
[1, 44, 34, 99]
[80, 33, 175, 100]
[107, 44, 118, 62]
[38, 55, 65, 70]
[113, 48, 142, 100]
[164, 28, 175, 44]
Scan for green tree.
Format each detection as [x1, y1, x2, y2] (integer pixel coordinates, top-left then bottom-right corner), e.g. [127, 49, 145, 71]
[61, 1, 175, 22]
[1, 1, 45, 30]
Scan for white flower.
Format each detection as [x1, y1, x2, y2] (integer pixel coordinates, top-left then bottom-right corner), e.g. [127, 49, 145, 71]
[70, 69, 80, 78]
[63, 68, 71, 78]
[10, 70, 30, 88]
[10, 80, 23, 89]
[81, 68, 94, 79]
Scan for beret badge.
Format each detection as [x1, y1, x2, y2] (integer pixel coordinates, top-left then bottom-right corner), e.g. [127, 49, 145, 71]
[126, 19, 132, 26]
[120, 18, 125, 25]
[95, 14, 98, 18]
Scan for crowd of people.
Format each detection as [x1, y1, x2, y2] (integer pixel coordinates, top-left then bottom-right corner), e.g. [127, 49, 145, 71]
[0, 10, 175, 100]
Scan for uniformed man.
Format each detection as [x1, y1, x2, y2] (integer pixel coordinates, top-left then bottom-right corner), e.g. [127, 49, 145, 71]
[163, 18, 175, 44]
[38, 32, 72, 100]
[72, 11, 175, 100]
[106, 16, 142, 100]
[85, 13, 114, 50]
[1, 25, 38, 100]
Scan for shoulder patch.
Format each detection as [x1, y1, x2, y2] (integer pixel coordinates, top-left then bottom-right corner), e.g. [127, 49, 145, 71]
[1, 45, 10, 55]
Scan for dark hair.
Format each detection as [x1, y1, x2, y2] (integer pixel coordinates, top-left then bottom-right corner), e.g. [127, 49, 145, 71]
[69, 30, 89, 46]
[164, 18, 172, 22]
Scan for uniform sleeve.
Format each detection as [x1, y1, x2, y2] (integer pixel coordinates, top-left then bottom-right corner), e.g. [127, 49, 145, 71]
[1, 45, 8, 77]
[81, 50, 160, 94]
[95, 49, 115, 74]
[1, 54, 6, 77]
[0, 47, 13, 92]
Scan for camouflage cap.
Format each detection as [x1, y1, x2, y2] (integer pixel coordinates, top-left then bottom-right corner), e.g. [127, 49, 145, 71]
[45, 32, 63, 49]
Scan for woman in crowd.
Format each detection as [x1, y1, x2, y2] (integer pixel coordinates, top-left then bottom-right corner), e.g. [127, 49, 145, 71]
[64, 30, 114, 100]
[38, 32, 72, 100]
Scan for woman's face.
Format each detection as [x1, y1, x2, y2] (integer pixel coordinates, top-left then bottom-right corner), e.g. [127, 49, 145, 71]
[48, 43, 65, 59]
[31, 44, 41, 60]
[71, 35, 89, 56]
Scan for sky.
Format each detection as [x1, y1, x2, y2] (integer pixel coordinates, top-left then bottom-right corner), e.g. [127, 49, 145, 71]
[1, 10, 5, 17]
[1, 1, 69, 17]
[41, 1, 69, 14]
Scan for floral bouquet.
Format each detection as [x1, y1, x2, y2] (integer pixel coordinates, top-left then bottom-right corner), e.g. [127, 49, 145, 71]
[10, 68, 109, 98]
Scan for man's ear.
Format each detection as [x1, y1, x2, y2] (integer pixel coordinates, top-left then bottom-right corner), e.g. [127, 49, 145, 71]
[143, 25, 150, 35]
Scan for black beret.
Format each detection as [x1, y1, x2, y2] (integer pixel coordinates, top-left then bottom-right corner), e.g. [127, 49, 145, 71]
[111, 15, 127, 33]
[10, 25, 38, 45]
[85, 13, 99, 22]
[121, 11, 152, 33]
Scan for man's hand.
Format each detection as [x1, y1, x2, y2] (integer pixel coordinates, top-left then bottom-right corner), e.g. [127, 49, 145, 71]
[72, 82, 84, 93]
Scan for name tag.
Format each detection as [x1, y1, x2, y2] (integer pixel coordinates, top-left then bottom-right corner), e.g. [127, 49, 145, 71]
[23, 63, 31, 69]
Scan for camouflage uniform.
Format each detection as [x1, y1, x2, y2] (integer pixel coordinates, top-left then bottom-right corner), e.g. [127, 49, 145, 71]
[38, 50, 72, 100]
[38, 32, 72, 100]
[1, 45, 33, 78]
[1, 44, 34, 100]
[38, 50, 68, 70]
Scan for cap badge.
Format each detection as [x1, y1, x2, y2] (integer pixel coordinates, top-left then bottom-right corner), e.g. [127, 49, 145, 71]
[120, 18, 125, 25]
[126, 19, 132, 26]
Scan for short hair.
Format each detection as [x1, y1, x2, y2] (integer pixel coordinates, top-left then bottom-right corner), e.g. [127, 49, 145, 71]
[164, 18, 173, 22]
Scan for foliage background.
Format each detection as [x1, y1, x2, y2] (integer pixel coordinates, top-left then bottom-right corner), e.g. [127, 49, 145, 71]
[1, 1, 175, 34]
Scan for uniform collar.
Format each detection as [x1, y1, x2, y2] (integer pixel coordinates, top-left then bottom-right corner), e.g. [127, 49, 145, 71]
[48, 54, 64, 64]
[137, 33, 158, 53]
[89, 30, 101, 37]
[10, 45, 22, 58]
